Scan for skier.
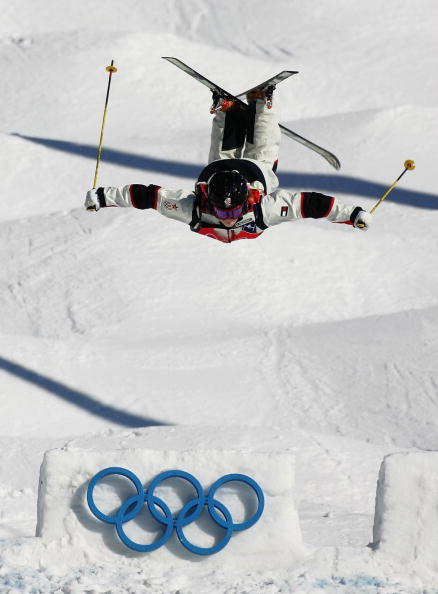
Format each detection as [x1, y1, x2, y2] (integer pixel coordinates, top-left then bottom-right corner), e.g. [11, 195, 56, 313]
[84, 91, 371, 243]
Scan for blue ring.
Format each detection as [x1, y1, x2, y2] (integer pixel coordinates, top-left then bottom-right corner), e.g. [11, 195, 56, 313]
[115, 493, 173, 552]
[87, 467, 144, 524]
[146, 470, 205, 527]
[176, 498, 233, 555]
[207, 473, 264, 531]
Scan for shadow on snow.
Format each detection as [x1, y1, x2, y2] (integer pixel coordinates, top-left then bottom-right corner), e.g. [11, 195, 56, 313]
[0, 355, 168, 428]
[14, 133, 437, 210]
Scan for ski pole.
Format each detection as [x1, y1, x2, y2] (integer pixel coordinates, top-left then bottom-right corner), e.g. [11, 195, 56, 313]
[91, 60, 117, 192]
[357, 159, 415, 227]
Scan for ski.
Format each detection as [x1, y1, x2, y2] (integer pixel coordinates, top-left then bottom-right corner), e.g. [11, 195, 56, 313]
[235, 71, 298, 101]
[163, 57, 295, 112]
[277, 125, 340, 170]
[162, 57, 341, 170]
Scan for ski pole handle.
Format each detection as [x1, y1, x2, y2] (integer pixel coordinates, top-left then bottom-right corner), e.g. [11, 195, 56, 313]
[356, 159, 415, 227]
[88, 60, 117, 210]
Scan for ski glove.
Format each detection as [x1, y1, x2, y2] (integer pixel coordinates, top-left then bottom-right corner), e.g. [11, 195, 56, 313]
[353, 209, 372, 230]
[85, 189, 101, 212]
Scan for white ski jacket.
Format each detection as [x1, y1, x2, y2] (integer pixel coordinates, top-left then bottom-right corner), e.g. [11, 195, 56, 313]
[94, 158, 362, 244]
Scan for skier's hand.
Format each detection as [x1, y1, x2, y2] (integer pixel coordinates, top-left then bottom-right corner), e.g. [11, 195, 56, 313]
[85, 189, 100, 212]
[353, 209, 372, 230]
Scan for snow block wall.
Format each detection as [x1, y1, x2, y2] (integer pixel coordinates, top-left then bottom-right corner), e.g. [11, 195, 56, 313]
[36, 427, 309, 571]
[372, 451, 438, 571]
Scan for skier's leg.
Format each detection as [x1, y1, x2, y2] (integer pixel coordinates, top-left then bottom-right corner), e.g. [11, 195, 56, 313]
[208, 106, 247, 163]
[243, 100, 281, 190]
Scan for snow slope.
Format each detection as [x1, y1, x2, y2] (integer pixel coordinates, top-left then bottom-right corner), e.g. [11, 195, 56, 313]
[1, 0, 438, 592]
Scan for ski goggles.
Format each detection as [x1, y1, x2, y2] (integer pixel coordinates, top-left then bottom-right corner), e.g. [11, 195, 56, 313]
[213, 204, 244, 220]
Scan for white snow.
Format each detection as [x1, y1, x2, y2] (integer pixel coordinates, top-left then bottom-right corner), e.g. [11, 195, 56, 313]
[373, 452, 438, 571]
[1, 0, 438, 592]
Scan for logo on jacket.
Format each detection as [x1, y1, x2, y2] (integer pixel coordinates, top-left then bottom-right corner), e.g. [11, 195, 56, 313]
[242, 221, 257, 234]
[163, 201, 178, 210]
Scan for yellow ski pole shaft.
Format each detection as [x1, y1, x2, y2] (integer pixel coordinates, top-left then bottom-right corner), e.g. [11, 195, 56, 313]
[91, 60, 117, 197]
[357, 159, 415, 227]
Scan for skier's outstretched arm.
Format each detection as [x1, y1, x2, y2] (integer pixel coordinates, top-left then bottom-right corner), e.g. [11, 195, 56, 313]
[261, 189, 372, 229]
[85, 184, 195, 225]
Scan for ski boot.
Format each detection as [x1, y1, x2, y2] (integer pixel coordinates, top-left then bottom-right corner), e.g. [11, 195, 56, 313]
[210, 90, 241, 114]
[246, 85, 275, 109]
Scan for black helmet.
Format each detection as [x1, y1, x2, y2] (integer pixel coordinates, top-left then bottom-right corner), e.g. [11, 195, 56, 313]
[207, 170, 249, 210]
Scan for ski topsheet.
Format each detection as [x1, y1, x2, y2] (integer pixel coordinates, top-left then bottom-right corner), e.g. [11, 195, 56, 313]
[163, 57, 341, 171]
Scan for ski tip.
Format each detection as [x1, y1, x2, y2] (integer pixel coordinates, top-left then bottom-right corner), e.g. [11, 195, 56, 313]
[326, 154, 341, 170]
[162, 57, 184, 66]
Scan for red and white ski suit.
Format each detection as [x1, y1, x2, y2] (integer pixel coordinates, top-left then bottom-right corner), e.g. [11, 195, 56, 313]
[94, 100, 362, 243]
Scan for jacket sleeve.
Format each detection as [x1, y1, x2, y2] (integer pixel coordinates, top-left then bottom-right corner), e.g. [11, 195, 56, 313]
[259, 189, 362, 227]
[96, 184, 195, 225]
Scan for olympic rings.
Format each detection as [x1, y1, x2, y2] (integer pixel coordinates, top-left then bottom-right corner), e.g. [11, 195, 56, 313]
[86, 467, 264, 556]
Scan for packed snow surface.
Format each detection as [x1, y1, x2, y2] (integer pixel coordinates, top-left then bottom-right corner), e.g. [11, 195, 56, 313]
[1, 0, 438, 592]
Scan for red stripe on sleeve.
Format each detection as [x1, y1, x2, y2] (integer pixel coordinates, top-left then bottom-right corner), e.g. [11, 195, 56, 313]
[322, 196, 335, 218]
[129, 185, 137, 208]
[300, 192, 306, 218]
